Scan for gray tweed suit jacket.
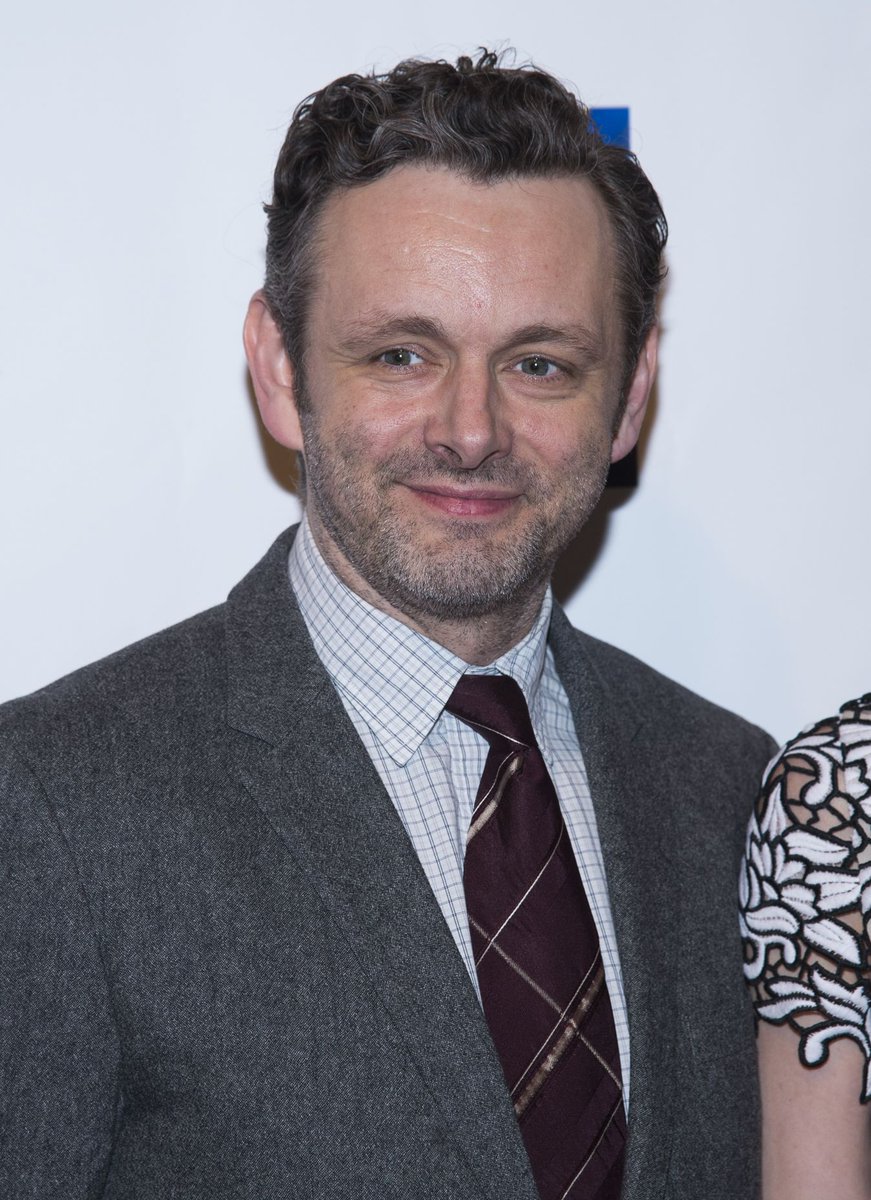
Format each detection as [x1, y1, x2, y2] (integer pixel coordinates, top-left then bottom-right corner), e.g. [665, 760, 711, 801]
[0, 527, 774, 1198]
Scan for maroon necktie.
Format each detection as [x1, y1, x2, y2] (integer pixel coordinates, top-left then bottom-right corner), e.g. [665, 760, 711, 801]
[447, 673, 626, 1200]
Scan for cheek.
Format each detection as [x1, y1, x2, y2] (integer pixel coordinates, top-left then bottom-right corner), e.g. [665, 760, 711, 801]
[315, 375, 422, 447]
[518, 416, 612, 473]
[310, 414, 408, 484]
[341, 410, 429, 473]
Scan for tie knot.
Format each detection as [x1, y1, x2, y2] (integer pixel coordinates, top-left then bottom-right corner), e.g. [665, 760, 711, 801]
[445, 673, 536, 749]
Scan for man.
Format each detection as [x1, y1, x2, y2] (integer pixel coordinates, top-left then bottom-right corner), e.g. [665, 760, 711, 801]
[0, 51, 773, 1198]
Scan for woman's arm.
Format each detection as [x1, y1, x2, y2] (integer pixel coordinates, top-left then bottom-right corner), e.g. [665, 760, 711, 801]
[759, 1022, 871, 1200]
[740, 696, 871, 1199]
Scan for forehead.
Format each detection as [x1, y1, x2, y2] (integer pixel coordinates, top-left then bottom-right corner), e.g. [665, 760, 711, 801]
[309, 165, 619, 344]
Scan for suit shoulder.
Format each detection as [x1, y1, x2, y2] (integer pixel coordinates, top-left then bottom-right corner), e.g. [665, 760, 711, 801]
[0, 604, 226, 746]
[561, 620, 775, 755]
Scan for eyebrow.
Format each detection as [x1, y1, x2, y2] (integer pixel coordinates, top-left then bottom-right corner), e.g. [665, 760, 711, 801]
[501, 324, 605, 364]
[336, 312, 606, 364]
[336, 313, 448, 353]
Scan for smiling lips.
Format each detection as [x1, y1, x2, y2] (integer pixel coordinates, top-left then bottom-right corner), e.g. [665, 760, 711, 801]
[404, 483, 521, 518]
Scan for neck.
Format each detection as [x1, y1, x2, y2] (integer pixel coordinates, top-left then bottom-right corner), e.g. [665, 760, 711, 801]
[394, 599, 545, 666]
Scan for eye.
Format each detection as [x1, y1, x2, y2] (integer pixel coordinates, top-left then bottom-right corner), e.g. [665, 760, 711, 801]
[516, 354, 559, 378]
[377, 347, 424, 368]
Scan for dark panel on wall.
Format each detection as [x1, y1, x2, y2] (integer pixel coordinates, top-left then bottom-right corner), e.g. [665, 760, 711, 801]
[590, 107, 639, 490]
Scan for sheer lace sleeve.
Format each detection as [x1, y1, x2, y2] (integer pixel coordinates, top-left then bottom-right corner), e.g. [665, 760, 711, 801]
[739, 695, 871, 1098]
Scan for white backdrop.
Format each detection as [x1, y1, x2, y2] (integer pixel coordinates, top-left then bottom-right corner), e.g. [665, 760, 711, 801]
[2, 0, 869, 742]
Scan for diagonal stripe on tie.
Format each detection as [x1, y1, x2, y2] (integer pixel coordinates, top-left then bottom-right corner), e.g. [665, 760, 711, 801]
[447, 673, 626, 1200]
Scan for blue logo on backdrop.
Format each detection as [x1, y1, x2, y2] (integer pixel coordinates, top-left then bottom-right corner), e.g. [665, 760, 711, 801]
[590, 107, 630, 150]
[590, 107, 637, 488]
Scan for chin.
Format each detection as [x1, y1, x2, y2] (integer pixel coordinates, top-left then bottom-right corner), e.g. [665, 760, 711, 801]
[370, 544, 552, 622]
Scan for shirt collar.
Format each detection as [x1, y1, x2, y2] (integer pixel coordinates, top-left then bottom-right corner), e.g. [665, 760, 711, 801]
[288, 514, 553, 765]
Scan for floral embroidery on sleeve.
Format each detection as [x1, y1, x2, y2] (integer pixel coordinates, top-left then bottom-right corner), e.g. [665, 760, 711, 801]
[739, 696, 871, 1098]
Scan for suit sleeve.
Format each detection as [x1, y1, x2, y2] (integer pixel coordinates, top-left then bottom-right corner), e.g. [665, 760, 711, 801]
[0, 747, 120, 1198]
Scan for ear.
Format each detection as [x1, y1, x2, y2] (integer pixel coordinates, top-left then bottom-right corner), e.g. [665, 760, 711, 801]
[243, 291, 304, 451]
[611, 325, 658, 463]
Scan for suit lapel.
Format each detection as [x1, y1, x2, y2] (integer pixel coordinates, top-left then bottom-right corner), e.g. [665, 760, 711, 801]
[550, 608, 678, 1197]
[223, 528, 538, 1200]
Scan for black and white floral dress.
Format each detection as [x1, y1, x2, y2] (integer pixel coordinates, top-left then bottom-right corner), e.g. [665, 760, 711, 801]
[740, 695, 871, 1097]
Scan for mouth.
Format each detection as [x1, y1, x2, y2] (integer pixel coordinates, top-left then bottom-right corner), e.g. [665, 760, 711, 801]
[402, 482, 522, 519]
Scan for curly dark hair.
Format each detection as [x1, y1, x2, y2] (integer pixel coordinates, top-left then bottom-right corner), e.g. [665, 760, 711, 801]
[264, 49, 667, 399]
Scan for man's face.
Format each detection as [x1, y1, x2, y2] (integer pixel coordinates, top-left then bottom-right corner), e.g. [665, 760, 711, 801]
[276, 166, 648, 626]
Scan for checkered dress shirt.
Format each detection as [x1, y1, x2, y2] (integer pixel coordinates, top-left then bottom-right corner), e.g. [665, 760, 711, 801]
[288, 515, 631, 1106]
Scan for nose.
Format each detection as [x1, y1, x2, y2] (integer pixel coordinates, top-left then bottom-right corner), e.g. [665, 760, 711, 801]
[423, 363, 512, 470]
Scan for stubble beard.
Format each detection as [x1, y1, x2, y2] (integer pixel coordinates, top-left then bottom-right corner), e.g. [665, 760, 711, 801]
[299, 417, 612, 624]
